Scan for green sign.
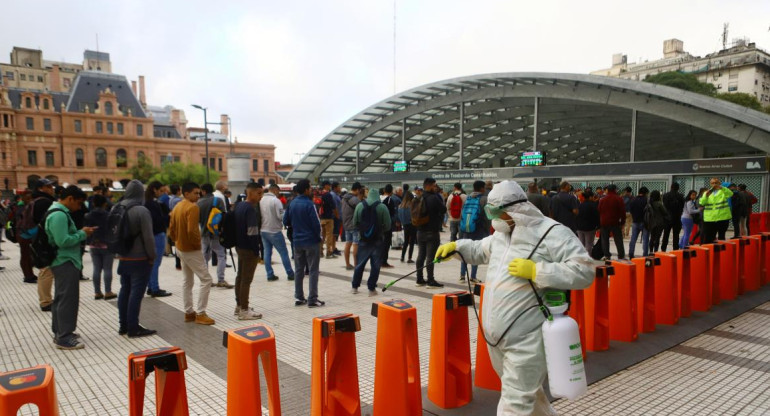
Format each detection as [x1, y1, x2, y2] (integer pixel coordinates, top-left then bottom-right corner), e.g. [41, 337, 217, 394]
[393, 160, 409, 172]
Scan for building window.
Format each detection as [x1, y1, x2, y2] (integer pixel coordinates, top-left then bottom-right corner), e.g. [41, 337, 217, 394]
[5, 72, 12, 80]
[253, 159, 258, 172]
[105, 102, 113, 116]
[20, 74, 26, 81]
[95, 148, 107, 167]
[43, 99, 49, 110]
[74, 120, 82, 133]
[136, 124, 143, 136]
[2, 114, 9, 128]
[75, 148, 84, 167]
[43, 118, 51, 131]
[218, 158, 222, 171]
[96, 121, 103, 133]
[263, 159, 269, 173]
[117, 122, 124, 135]
[116, 149, 127, 168]
[107, 122, 114, 134]
[208, 158, 215, 169]
[37, 76, 43, 82]
[25, 117, 34, 130]
[202, 157, 206, 166]
[27, 150, 37, 166]
[45, 151, 54, 167]
[25, 97, 31, 108]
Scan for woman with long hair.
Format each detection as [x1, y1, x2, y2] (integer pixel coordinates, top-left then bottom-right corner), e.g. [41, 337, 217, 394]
[679, 190, 700, 249]
[398, 191, 416, 263]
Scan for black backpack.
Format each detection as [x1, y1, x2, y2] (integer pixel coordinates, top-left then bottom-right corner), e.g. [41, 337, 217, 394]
[106, 203, 138, 255]
[30, 208, 71, 269]
[359, 201, 382, 242]
[219, 210, 237, 249]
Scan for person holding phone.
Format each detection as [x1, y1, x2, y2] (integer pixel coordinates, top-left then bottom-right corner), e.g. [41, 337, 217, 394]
[699, 178, 733, 244]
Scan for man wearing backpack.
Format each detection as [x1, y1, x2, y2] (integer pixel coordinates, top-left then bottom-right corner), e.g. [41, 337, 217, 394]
[628, 187, 650, 258]
[24, 179, 57, 310]
[198, 183, 233, 288]
[351, 186, 391, 295]
[415, 177, 446, 288]
[45, 186, 96, 349]
[459, 181, 489, 283]
[380, 184, 400, 268]
[260, 184, 294, 282]
[446, 183, 466, 242]
[234, 182, 264, 320]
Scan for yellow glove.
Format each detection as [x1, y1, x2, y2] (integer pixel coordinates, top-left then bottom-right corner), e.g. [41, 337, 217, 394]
[434, 242, 457, 262]
[508, 258, 536, 281]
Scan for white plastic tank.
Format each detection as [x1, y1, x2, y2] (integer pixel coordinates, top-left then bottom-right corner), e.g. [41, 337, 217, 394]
[541, 292, 588, 400]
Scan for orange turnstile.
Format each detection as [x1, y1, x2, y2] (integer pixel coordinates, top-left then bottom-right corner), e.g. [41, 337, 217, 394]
[631, 257, 658, 333]
[311, 313, 362, 416]
[717, 240, 738, 301]
[760, 234, 770, 286]
[0, 364, 59, 416]
[729, 238, 749, 295]
[689, 246, 711, 312]
[609, 261, 638, 343]
[472, 283, 502, 391]
[224, 325, 281, 416]
[128, 347, 189, 416]
[585, 265, 612, 351]
[672, 249, 697, 318]
[740, 236, 761, 292]
[567, 288, 587, 359]
[654, 252, 679, 325]
[703, 243, 726, 305]
[428, 291, 473, 409]
[371, 300, 421, 416]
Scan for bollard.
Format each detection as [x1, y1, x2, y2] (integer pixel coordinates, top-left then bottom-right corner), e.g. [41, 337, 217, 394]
[631, 257, 657, 333]
[760, 234, 770, 286]
[371, 300, 421, 416]
[567, 289, 587, 360]
[703, 243, 726, 305]
[762, 213, 770, 233]
[311, 313, 362, 416]
[672, 249, 696, 318]
[0, 364, 58, 416]
[223, 325, 281, 416]
[128, 347, 189, 416]
[688, 246, 711, 312]
[717, 240, 738, 301]
[585, 265, 611, 351]
[729, 238, 748, 296]
[472, 283, 502, 391]
[741, 237, 761, 292]
[609, 261, 638, 343]
[428, 291, 474, 409]
[653, 252, 679, 325]
[750, 213, 761, 235]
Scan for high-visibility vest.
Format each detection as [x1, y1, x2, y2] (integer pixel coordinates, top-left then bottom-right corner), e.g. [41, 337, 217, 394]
[699, 188, 733, 222]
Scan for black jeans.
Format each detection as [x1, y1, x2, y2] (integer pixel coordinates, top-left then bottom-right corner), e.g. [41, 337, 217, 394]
[662, 221, 682, 251]
[416, 230, 440, 282]
[401, 224, 417, 261]
[702, 220, 730, 244]
[381, 230, 393, 265]
[732, 215, 743, 238]
[650, 226, 664, 253]
[600, 225, 625, 259]
[117, 260, 152, 333]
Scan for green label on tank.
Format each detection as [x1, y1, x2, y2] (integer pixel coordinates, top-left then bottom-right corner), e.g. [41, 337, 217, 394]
[569, 343, 581, 350]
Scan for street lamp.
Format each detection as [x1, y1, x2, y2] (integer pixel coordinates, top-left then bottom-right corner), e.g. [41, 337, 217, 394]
[191, 104, 210, 184]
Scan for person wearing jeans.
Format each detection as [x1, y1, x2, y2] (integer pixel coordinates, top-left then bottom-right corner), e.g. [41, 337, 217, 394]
[351, 187, 391, 295]
[284, 179, 325, 308]
[234, 182, 264, 320]
[144, 181, 172, 297]
[679, 191, 699, 249]
[198, 183, 232, 288]
[260, 184, 294, 281]
[415, 178, 446, 288]
[85, 194, 115, 300]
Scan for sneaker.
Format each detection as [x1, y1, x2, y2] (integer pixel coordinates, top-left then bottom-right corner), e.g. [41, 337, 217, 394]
[382, 263, 395, 268]
[415, 279, 427, 287]
[225, 264, 232, 268]
[459, 276, 466, 282]
[55, 338, 84, 350]
[308, 300, 326, 308]
[216, 281, 234, 289]
[149, 290, 171, 298]
[0, 255, 10, 260]
[325, 255, 335, 259]
[238, 309, 263, 320]
[368, 290, 378, 297]
[23, 277, 38, 284]
[175, 266, 182, 271]
[400, 258, 405, 262]
[333, 249, 342, 255]
[295, 299, 308, 306]
[426, 280, 444, 289]
[258, 259, 265, 264]
[469, 277, 481, 284]
[41, 304, 52, 312]
[345, 265, 354, 270]
[233, 306, 241, 316]
[287, 274, 295, 281]
[407, 259, 415, 264]
[350, 287, 359, 294]
[184, 312, 196, 322]
[128, 326, 157, 338]
[600, 257, 610, 261]
[94, 293, 104, 300]
[118, 327, 127, 336]
[104, 292, 117, 300]
[267, 276, 279, 282]
[195, 313, 215, 325]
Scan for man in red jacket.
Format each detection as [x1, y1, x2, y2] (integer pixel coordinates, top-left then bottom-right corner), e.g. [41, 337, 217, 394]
[598, 184, 626, 260]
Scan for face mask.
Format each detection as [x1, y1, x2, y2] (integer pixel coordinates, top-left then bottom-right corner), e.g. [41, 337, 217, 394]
[492, 218, 514, 233]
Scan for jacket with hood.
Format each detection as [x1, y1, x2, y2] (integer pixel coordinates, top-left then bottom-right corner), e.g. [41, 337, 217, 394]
[260, 191, 285, 234]
[31, 189, 56, 225]
[118, 180, 156, 261]
[341, 192, 360, 232]
[283, 194, 322, 248]
[352, 190, 391, 239]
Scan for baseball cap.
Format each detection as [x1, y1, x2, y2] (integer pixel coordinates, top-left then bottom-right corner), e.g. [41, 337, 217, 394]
[35, 178, 54, 189]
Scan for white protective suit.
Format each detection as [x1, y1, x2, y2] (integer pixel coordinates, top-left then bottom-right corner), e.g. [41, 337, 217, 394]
[454, 181, 594, 415]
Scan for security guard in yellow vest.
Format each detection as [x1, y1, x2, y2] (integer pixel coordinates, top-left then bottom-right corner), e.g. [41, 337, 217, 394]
[699, 177, 733, 243]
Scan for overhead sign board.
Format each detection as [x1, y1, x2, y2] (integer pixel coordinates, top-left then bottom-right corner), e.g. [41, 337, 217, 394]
[520, 151, 546, 167]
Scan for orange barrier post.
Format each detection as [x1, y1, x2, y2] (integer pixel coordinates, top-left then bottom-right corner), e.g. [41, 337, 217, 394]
[372, 300, 421, 416]
[584, 265, 612, 351]
[718, 240, 738, 301]
[760, 234, 770, 286]
[608, 261, 638, 343]
[750, 213, 761, 235]
[567, 289, 587, 360]
[428, 291, 473, 409]
[128, 347, 189, 416]
[310, 313, 362, 416]
[672, 249, 696, 318]
[689, 246, 711, 312]
[703, 243, 726, 305]
[472, 283, 502, 391]
[762, 213, 770, 233]
[0, 364, 58, 416]
[224, 325, 281, 416]
[729, 238, 748, 296]
[653, 252, 679, 325]
[741, 237, 761, 292]
[631, 257, 657, 333]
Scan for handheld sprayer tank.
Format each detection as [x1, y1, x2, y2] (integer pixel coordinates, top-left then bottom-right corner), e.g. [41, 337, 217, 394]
[541, 291, 588, 400]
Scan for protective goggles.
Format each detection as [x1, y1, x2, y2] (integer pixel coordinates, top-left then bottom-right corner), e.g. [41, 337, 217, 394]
[484, 199, 527, 219]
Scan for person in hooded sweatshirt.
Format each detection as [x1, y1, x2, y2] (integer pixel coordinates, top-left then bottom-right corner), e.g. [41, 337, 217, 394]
[116, 180, 157, 338]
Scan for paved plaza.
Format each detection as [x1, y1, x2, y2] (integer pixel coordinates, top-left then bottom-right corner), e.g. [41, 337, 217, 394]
[0, 232, 769, 415]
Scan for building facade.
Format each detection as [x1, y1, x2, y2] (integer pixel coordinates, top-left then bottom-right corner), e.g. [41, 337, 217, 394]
[591, 38, 770, 107]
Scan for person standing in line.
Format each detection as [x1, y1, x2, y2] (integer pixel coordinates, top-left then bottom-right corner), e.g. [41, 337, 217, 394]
[318, 181, 337, 259]
[84, 195, 115, 300]
[661, 183, 685, 251]
[526, 182, 550, 217]
[739, 184, 757, 235]
[168, 182, 216, 325]
[144, 181, 172, 298]
[550, 181, 579, 233]
[330, 182, 343, 255]
[234, 182, 264, 320]
[459, 180, 489, 283]
[29, 179, 57, 310]
[689, 188, 708, 245]
[414, 177, 446, 288]
[445, 183, 466, 243]
[350, 186, 391, 296]
[341, 182, 362, 270]
[115, 180, 157, 338]
[576, 190, 600, 254]
[15, 191, 37, 283]
[679, 190, 700, 249]
[46, 186, 96, 349]
[648, 190, 670, 253]
[628, 187, 650, 258]
[283, 179, 325, 308]
[622, 187, 634, 238]
[398, 191, 416, 263]
[167, 184, 183, 271]
[699, 178, 733, 243]
[598, 184, 626, 260]
[380, 184, 400, 268]
[198, 183, 233, 288]
[260, 183, 295, 281]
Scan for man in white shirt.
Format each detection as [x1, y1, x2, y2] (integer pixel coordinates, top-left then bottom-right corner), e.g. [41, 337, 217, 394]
[260, 184, 295, 281]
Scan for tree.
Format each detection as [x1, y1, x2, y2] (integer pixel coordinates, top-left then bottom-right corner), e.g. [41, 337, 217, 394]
[715, 92, 764, 111]
[125, 155, 160, 183]
[643, 72, 717, 96]
[149, 161, 219, 185]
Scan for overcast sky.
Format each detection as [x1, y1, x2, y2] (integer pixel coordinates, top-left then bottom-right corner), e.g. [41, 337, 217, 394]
[3, 0, 769, 164]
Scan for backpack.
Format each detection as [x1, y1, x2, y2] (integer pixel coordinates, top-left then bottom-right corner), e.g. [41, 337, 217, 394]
[411, 195, 429, 226]
[314, 195, 324, 216]
[359, 200, 382, 242]
[19, 199, 41, 240]
[206, 206, 223, 236]
[643, 203, 654, 231]
[219, 210, 237, 249]
[460, 195, 481, 233]
[30, 208, 70, 268]
[449, 193, 463, 218]
[105, 203, 139, 255]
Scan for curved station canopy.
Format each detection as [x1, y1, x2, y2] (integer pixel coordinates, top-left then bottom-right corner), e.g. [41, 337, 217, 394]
[288, 73, 770, 181]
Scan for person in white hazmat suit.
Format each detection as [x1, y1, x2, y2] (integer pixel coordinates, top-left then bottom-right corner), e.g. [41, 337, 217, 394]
[435, 180, 594, 415]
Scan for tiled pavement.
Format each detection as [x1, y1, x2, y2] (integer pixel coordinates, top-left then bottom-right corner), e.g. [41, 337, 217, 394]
[0, 232, 768, 415]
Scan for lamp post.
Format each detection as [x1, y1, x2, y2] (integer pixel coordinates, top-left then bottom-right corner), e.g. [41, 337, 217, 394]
[191, 104, 210, 184]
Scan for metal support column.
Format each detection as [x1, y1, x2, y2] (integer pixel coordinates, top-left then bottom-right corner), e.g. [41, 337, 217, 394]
[630, 109, 637, 162]
[356, 142, 360, 174]
[532, 97, 539, 151]
[401, 118, 406, 161]
[459, 102, 464, 169]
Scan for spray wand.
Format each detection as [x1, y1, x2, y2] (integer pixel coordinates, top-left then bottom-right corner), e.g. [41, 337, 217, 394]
[381, 251, 456, 292]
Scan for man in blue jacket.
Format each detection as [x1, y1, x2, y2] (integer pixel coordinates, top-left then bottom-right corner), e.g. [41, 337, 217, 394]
[283, 179, 325, 308]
